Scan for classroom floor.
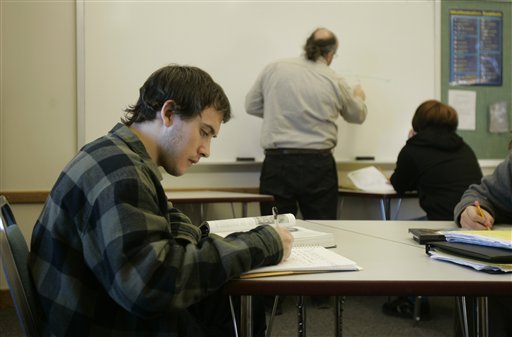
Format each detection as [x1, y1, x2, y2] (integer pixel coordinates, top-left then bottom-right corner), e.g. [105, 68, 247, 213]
[0, 296, 455, 337]
[267, 296, 455, 337]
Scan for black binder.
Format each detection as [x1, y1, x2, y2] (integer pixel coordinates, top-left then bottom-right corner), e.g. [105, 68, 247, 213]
[426, 241, 512, 263]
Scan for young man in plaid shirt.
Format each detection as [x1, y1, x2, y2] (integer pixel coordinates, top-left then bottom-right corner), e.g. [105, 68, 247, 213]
[29, 65, 293, 337]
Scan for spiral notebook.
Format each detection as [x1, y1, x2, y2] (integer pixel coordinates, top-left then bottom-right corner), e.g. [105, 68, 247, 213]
[241, 246, 361, 279]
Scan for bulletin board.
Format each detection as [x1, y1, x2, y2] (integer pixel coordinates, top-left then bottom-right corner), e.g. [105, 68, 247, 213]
[441, 1, 512, 160]
[449, 9, 503, 86]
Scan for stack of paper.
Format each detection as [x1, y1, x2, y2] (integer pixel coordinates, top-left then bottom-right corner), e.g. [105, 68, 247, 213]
[427, 229, 512, 273]
[443, 230, 512, 249]
[347, 166, 395, 193]
[427, 249, 512, 273]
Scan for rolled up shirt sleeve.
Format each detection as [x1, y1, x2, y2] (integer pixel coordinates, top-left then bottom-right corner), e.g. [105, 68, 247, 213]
[337, 77, 367, 124]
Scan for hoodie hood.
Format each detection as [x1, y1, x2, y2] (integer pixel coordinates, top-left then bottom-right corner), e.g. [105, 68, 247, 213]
[406, 128, 464, 152]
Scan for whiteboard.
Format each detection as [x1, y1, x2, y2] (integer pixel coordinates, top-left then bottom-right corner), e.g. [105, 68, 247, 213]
[81, 1, 439, 163]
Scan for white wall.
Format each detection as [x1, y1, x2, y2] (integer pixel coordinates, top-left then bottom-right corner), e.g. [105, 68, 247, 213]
[0, 2, 76, 191]
[0, 1, 76, 290]
[81, 1, 440, 163]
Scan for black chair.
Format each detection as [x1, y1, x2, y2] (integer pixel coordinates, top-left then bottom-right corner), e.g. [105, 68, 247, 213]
[0, 195, 42, 337]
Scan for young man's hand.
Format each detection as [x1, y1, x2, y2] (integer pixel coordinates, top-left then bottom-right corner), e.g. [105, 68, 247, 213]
[274, 226, 294, 261]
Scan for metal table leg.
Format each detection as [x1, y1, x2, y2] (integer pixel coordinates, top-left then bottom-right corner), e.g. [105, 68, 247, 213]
[379, 198, 392, 220]
[240, 295, 253, 337]
[335, 296, 344, 337]
[297, 296, 306, 337]
[337, 197, 344, 219]
[394, 198, 403, 220]
[242, 202, 248, 217]
[456, 296, 470, 337]
[477, 296, 489, 337]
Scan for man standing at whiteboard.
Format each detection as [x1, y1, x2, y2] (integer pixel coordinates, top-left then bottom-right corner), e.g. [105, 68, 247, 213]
[246, 27, 367, 221]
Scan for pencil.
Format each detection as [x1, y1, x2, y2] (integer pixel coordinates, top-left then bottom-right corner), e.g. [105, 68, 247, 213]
[473, 201, 489, 230]
[474, 200, 485, 218]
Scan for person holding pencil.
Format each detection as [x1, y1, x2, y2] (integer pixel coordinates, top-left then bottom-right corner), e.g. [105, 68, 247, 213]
[454, 154, 512, 230]
[454, 154, 512, 337]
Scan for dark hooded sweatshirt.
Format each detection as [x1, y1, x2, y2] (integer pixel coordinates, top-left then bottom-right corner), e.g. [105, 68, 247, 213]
[390, 128, 483, 220]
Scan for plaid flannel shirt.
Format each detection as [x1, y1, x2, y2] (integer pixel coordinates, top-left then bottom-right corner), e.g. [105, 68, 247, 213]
[29, 123, 283, 337]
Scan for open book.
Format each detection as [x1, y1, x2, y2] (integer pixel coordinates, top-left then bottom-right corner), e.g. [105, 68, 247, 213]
[205, 214, 336, 248]
[241, 246, 360, 278]
[346, 166, 395, 193]
[205, 214, 358, 278]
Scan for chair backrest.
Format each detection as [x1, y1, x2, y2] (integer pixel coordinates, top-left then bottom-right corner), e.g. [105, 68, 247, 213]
[0, 195, 42, 337]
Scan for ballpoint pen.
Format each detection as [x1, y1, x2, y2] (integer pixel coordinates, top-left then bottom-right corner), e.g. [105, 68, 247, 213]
[272, 206, 279, 227]
[271, 207, 298, 231]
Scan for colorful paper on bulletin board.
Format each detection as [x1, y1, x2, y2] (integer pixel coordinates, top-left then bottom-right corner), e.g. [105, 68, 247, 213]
[449, 9, 503, 86]
[489, 101, 509, 133]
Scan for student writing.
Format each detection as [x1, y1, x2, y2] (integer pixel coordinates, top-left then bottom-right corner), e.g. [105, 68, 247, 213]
[28, 64, 293, 337]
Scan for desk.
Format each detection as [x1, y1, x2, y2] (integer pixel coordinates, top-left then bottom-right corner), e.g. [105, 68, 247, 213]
[166, 191, 274, 220]
[226, 220, 512, 337]
[338, 188, 418, 220]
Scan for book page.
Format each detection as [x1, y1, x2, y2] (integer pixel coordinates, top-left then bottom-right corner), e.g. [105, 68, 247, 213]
[347, 166, 395, 193]
[206, 213, 296, 235]
[242, 246, 359, 278]
[207, 216, 335, 248]
[292, 226, 336, 248]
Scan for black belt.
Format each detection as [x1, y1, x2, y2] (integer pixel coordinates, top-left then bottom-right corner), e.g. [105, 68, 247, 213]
[264, 148, 332, 155]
